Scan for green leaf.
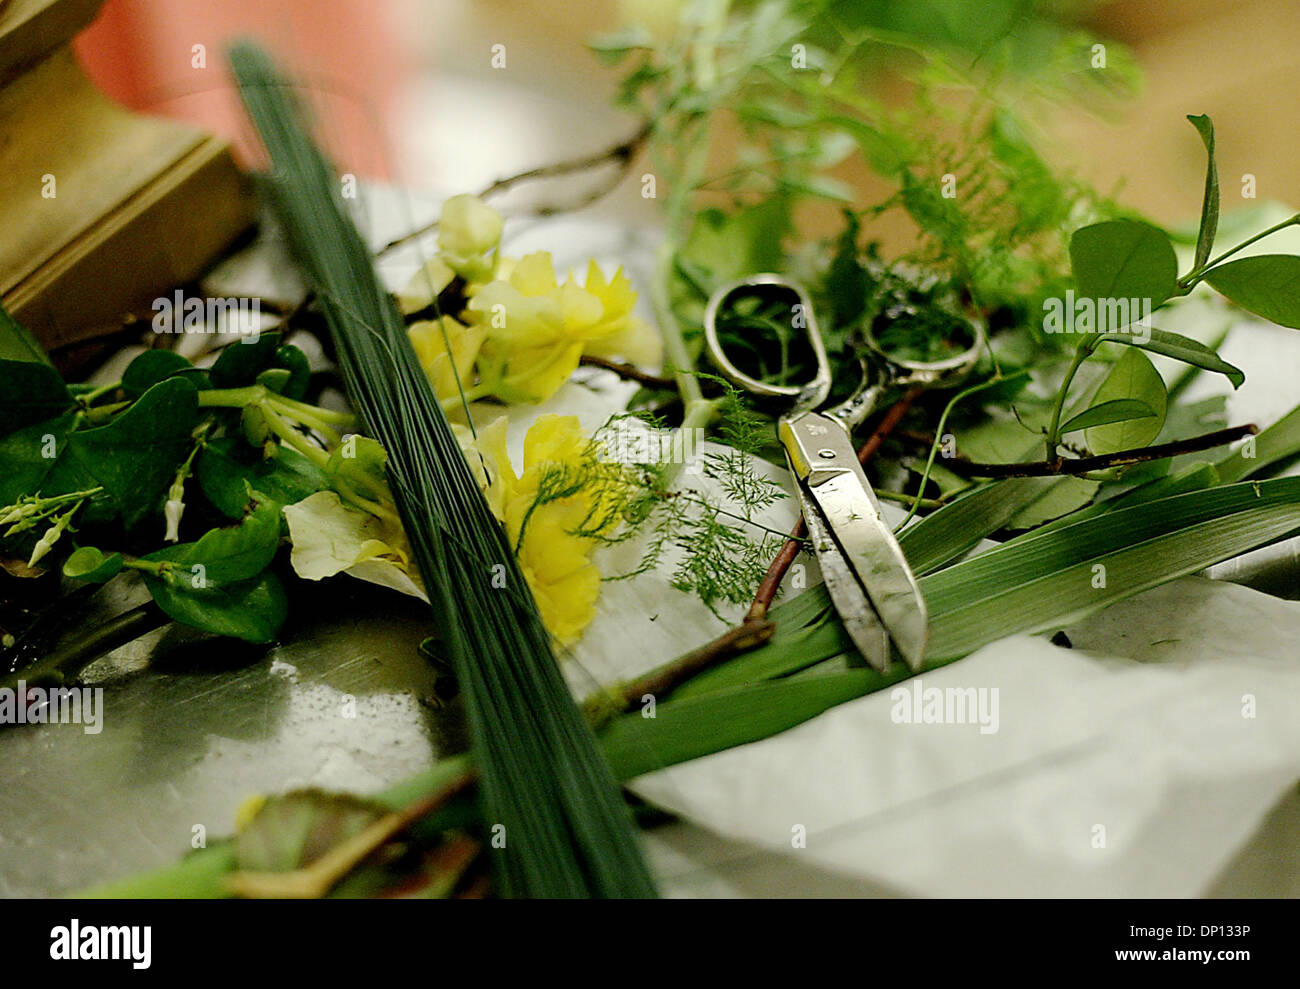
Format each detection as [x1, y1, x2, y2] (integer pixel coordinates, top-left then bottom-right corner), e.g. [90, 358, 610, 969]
[827, 115, 908, 174]
[1084, 348, 1167, 454]
[824, 211, 873, 329]
[274, 344, 311, 401]
[209, 332, 282, 388]
[1203, 254, 1300, 329]
[927, 499, 1300, 661]
[678, 198, 792, 286]
[0, 359, 72, 437]
[1069, 220, 1178, 327]
[1006, 477, 1100, 529]
[197, 437, 329, 518]
[143, 569, 287, 643]
[1059, 398, 1156, 435]
[1187, 114, 1219, 272]
[895, 476, 1061, 574]
[608, 475, 1300, 772]
[122, 350, 193, 398]
[1099, 327, 1244, 389]
[65, 378, 200, 528]
[601, 668, 905, 780]
[255, 368, 292, 394]
[1215, 401, 1300, 483]
[143, 498, 282, 583]
[0, 413, 76, 504]
[0, 304, 51, 365]
[62, 546, 124, 583]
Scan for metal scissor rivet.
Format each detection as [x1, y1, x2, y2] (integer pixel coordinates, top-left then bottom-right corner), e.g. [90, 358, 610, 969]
[818, 449, 836, 459]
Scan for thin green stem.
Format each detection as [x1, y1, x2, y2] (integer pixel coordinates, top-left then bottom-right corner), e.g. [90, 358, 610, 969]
[651, 241, 703, 407]
[197, 385, 267, 409]
[896, 371, 1031, 532]
[1044, 339, 1096, 461]
[83, 401, 130, 425]
[77, 381, 121, 405]
[261, 405, 330, 469]
[267, 393, 356, 426]
[874, 488, 944, 510]
[1178, 212, 1300, 289]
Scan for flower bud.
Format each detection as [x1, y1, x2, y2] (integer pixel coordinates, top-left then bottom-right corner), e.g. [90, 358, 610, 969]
[438, 194, 504, 258]
[164, 497, 185, 543]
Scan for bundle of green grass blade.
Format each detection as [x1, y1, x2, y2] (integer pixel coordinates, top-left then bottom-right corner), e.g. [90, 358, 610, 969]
[228, 42, 656, 898]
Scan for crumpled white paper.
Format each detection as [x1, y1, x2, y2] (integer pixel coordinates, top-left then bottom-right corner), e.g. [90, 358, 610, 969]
[628, 578, 1300, 896]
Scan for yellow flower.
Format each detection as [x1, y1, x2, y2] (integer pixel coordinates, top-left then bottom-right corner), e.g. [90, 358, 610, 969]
[408, 316, 487, 413]
[467, 252, 662, 404]
[396, 256, 455, 314]
[455, 414, 627, 646]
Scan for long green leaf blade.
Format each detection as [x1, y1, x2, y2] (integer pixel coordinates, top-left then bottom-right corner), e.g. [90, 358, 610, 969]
[228, 42, 655, 898]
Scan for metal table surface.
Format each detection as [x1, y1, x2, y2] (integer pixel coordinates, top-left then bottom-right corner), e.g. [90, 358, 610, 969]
[0, 572, 463, 897]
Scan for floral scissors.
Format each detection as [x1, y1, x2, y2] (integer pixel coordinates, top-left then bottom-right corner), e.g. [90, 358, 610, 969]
[703, 274, 984, 671]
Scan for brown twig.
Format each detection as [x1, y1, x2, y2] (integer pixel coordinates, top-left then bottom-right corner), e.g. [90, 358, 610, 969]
[935, 424, 1257, 478]
[377, 122, 653, 257]
[579, 355, 676, 390]
[615, 619, 776, 710]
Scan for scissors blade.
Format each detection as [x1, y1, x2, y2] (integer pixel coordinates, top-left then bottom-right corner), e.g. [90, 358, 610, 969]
[792, 481, 891, 670]
[780, 412, 929, 671]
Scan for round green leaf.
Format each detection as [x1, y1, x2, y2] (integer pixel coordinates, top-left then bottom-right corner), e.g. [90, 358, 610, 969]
[1084, 348, 1168, 455]
[62, 546, 124, 582]
[274, 344, 311, 401]
[143, 569, 287, 643]
[65, 377, 200, 528]
[255, 368, 292, 394]
[1069, 220, 1178, 328]
[196, 437, 329, 518]
[0, 359, 72, 438]
[209, 332, 282, 388]
[122, 350, 193, 398]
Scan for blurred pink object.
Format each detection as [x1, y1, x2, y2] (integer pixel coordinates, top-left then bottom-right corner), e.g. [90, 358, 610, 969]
[74, 0, 417, 178]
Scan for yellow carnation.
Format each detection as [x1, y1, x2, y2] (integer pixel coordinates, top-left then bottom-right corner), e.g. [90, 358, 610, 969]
[455, 414, 627, 646]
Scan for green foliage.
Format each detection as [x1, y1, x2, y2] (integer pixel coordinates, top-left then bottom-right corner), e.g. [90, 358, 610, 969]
[1187, 114, 1219, 271]
[1203, 255, 1300, 329]
[0, 303, 52, 365]
[140, 500, 287, 642]
[62, 545, 125, 582]
[1083, 349, 1167, 455]
[66, 378, 200, 528]
[1100, 328, 1243, 389]
[1059, 398, 1156, 436]
[1069, 220, 1178, 321]
[0, 359, 72, 437]
[122, 350, 193, 397]
[198, 437, 329, 518]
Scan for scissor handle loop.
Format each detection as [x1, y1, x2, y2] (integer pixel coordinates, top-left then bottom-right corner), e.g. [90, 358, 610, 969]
[703, 274, 832, 412]
[860, 312, 986, 389]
